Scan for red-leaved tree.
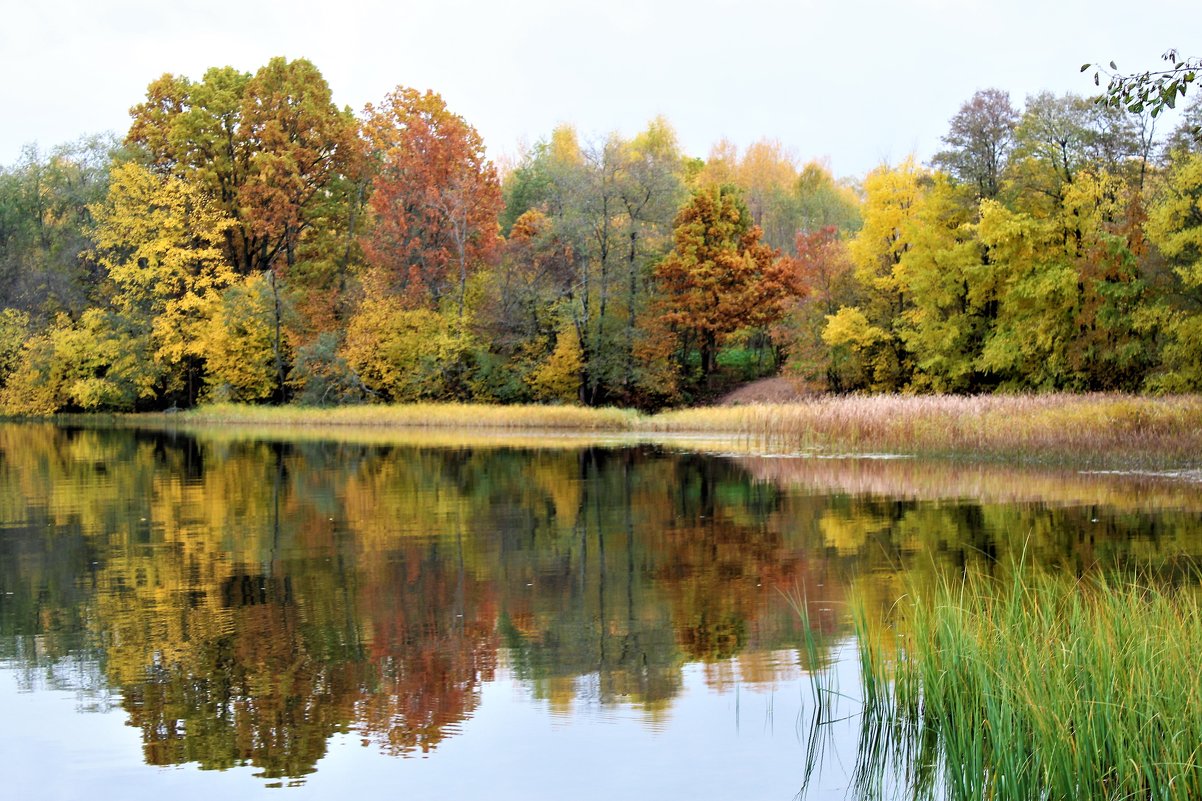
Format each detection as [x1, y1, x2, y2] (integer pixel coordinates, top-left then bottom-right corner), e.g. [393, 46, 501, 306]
[362, 88, 502, 316]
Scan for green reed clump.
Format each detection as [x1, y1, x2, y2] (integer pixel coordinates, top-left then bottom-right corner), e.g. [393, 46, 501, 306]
[855, 569, 1202, 800]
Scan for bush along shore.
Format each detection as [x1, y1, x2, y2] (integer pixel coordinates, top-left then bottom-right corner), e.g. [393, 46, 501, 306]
[122, 393, 1202, 470]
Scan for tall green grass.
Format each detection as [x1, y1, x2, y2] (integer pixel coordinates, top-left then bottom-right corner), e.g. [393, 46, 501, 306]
[853, 568, 1202, 800]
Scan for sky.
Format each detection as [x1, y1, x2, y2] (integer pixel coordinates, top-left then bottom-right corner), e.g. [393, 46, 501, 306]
[2, 0, 1199, 179]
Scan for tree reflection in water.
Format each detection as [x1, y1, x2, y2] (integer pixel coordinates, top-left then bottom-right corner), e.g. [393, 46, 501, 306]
[1, 423, 1199, 782]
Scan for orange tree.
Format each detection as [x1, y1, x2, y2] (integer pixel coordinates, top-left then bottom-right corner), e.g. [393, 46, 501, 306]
[362, 88, 502, 317]
[653, 185, 793, 391]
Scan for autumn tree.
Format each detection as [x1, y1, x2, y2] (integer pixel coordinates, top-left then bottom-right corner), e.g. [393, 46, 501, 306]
[362, 87, 502, 317]
[89, 162, 235, 404]
[127, 58, 365, 401]
[773, 226, 857, 389]
[825, 160, 928, 391]
[696, 139, 803, 251]
[1143, 150, 1202, 390]
[975, 171, 1150, 390]
[201, 273, 282, 402]
[341, 299, 462, 401]
[654, 185, 792, 389]
[128, 59, 363, 277]
[892, 175, 990, 392]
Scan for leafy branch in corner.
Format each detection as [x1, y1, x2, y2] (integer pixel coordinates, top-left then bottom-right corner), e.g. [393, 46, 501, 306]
[1083, 49, 1200, 116]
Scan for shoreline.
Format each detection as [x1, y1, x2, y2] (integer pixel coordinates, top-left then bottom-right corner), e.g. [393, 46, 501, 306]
[26, 392, 1199, 471]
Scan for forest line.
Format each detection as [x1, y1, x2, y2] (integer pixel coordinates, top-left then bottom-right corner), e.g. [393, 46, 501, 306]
[1, 56, 1200, 413]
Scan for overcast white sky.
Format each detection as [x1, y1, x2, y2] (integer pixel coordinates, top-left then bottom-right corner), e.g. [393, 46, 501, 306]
[2, 0, 1199, 178]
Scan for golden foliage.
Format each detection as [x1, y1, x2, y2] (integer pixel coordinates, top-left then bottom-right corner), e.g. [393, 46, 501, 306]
[526, 325, 583, 403]
[201, 274, 278, 403]
[342, 299, 455, 401]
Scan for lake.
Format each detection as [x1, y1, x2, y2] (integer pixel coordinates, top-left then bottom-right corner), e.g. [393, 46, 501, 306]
[2, 423, 1200, 800]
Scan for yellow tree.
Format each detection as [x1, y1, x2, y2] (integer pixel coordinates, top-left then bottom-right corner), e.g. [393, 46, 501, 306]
[90, 162, 235, 405]
[1145, 152, 1202, 390]
[824, 160, 927, 391]
[200, 273, 279, 402]
[341, 298, 470, 401]
[976, 170, 1147, 390]
[0, 309, 159, 413]
[893, 175, 987, 392]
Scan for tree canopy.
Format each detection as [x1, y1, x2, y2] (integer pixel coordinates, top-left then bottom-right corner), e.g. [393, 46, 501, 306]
[1, 57, 1201, 413]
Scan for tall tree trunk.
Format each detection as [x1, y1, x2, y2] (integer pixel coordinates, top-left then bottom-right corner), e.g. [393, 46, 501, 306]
[624, 228, 638, 391]
[270, 269, 286, 403]
[591, 213, 610, 405]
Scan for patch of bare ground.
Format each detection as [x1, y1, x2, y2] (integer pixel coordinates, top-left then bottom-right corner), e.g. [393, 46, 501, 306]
[716, 376, 814, 405]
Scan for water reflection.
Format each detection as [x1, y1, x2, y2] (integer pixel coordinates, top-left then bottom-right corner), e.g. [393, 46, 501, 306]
[1, 423, 1200, 790]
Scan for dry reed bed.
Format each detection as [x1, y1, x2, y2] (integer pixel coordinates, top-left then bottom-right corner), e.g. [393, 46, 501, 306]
[177, 402, 639, 430]
[153, 394, 1202, 467]
[651, 394, 1202, 466]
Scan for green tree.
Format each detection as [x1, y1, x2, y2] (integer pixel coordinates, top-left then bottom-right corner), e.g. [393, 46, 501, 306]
[497, 122, 684, 406]
[0, 136, 120, 319]
[795, 162, 862, 235]
[932, 89, 1019, 200]
[1085, 49, 1200, 118]
[612, 119, 687, 402]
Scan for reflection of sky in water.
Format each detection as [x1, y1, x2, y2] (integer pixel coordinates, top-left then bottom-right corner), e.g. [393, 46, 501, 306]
[1, 651, 871, 801]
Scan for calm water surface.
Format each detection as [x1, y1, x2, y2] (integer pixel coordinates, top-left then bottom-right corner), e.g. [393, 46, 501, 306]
[2, 423, 1200, 800]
